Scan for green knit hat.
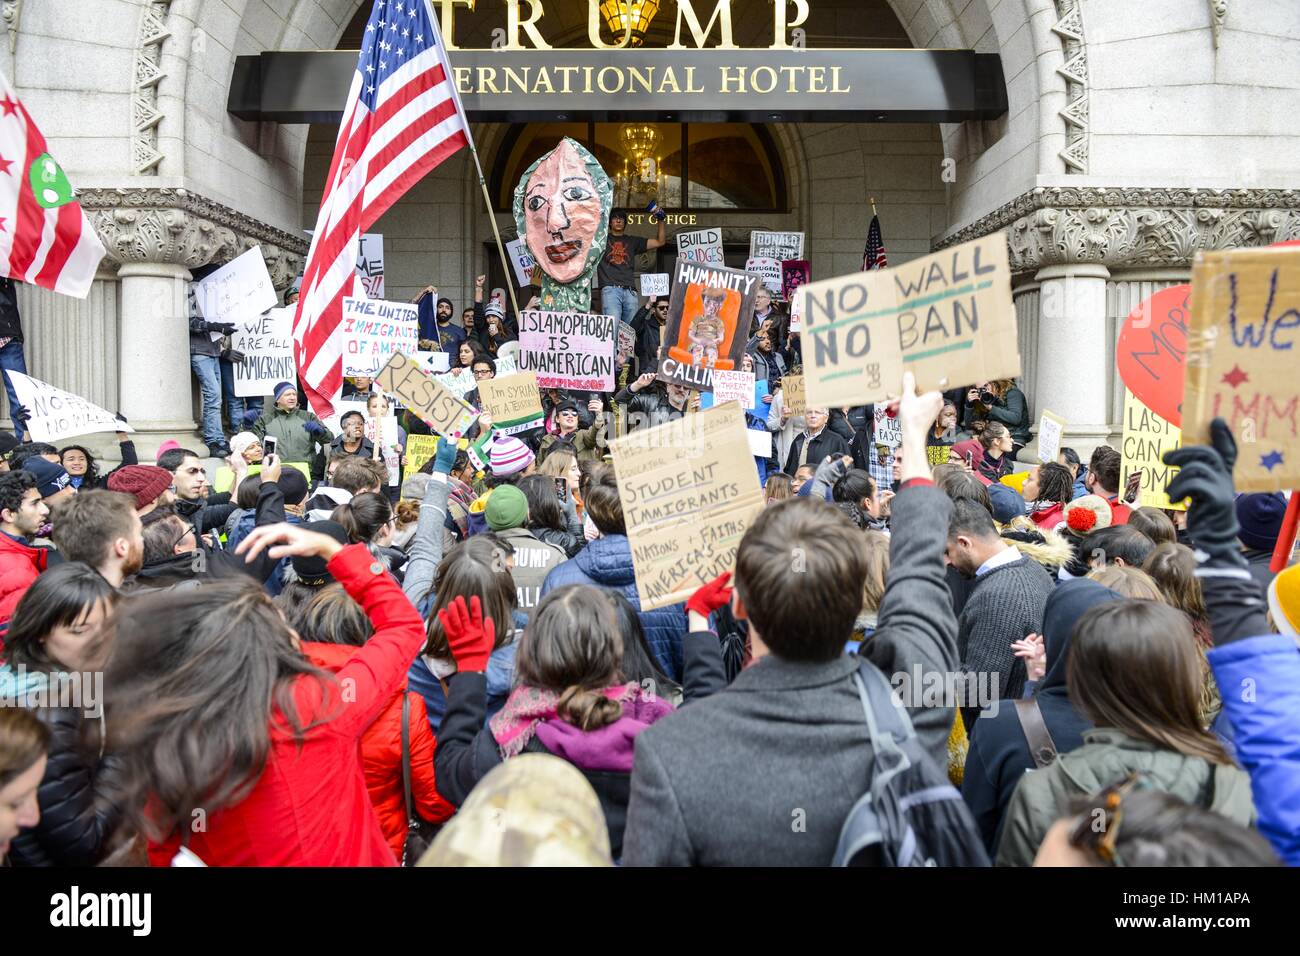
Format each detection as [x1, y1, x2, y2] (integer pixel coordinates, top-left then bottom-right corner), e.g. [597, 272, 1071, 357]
[485, 485, 529, 531]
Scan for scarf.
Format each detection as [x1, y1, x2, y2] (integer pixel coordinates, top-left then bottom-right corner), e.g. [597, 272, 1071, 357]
[489, 681, 667, 759]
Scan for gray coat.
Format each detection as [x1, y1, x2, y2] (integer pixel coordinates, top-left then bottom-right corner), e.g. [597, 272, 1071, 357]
[621, 483, 957, 866]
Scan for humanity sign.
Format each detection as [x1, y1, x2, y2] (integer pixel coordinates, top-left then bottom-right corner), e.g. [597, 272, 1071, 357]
[658, 257, 760, 392]
[517, 310, 617, 391]
[374, 351, 478, 438]
[611, 403, 766, 611]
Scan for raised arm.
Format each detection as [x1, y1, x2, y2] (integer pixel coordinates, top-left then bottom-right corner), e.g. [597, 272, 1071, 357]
[431, 596, 504, 805]
[402, 439, 456, 607]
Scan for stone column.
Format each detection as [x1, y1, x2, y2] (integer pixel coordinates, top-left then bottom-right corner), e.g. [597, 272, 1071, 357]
[117, 261, 196, 458]
[1034, 263, 1112, 460]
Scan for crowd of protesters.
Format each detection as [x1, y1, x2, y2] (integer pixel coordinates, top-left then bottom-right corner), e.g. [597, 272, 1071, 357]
[1, 254, 1298, 869]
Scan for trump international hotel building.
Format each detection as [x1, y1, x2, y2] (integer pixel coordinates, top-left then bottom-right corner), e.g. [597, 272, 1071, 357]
[3, 0, 1298, 455]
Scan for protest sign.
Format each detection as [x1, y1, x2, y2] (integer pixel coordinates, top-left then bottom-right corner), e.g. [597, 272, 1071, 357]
[782, 259, 811, 302]
[357, 233, 384, 298]
[375, 351, 477, 438]
[749, 230, 804, 263]
[712, 370, 756, 407]
[324, 400, 369, 439]
[746, 428, 773, 459]
[478, 372, 545, 435]
[611, 403, 766, 611]
[1122, 390, 1184, 510]
[230, 308, 294, 397]
[194, 246, 278, 329]
[415, 350, 451, 374]
[873, 406, 902, 448]
[783, 373, 807, 417]
[403, 434, 441, 490]
[658, 257, 759, 392]
[1184, 246, 1300, 491]
[434, 367, 477, 402]
[616, 321, 637, 367]
[676, 227, 724, 265]
[5, 372, 133, 444]
[799, 269, 904, 409]
[1037, 410, 1067, 464]
[517, 310, 617, 391]
[1117, 284, 1190, 428]
[366, 411, 402, 488]
[701, 377, 768, 417]
[506, 238, 536, 288]
[342, 297, 420, 377]
[745, 257, 782, 295]
[639, 273, 670, 297]
[789, 287, 804, 334]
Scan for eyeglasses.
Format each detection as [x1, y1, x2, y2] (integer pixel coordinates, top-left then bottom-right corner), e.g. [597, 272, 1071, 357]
[473, 369, 494, 379]
[1068, 771, 1150, 866]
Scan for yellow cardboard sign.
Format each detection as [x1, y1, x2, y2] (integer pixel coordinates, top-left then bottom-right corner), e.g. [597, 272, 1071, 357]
[1121, 389, 1185, 511]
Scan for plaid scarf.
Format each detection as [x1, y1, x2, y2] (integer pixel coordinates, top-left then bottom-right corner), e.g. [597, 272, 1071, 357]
[489, 681, 668, 759]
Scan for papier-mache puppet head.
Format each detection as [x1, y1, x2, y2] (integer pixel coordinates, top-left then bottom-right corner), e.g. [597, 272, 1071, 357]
[513, 137, 614, 312]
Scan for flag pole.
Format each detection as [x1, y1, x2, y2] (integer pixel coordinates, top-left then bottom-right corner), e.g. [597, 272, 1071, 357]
[870, 196, 878, 217]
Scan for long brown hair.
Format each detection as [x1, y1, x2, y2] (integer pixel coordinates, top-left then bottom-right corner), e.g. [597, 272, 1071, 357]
[103, 580, 337, 842]
[297, 585, 372, 648]
[1143, 543, 1208, 627]
[423, 536, 517, 659]
[516, 585, 625, 731]
[1067, 600, 1232, 765]
[0, 709, 50, 788]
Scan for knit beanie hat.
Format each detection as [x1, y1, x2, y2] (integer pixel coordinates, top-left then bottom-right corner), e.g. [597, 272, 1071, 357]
[486, 485, 529, 531]
[155, 439, 181, 462]
[0, 431, 19, 461]
[22, 457, 72, 499]
[1235, 492, 1287, 552]
[1268, 562, 1300, 638]
[108, 465, 174, 511]
[485, 300, 506, 320]
[489, 435, 535, 477]
[1063, 494, 1112, 536]
[274, 382, 297, 404]
[291, 520, 350, 587]
[230, 431, 261, 460]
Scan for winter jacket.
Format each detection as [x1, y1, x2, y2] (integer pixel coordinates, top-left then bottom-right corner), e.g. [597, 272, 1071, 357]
[0, 666, 124, 866]
[964, 386, 1030, 446]
[329, 434, 375, 460]
[67, 440, 140, 490]
[1002, 523, 1074, 575]
[252, 405, 333, 466]
[623, 482, 959, 866]
[532, 524, 584, 559]
[765, 388, 805, 470]
[0, 277, 21, 340]
[1027, 500, 1066, 531]
[492, 526, 566, 615]
[0, 531, 48, 629]
[538, 423, 606, 463]
[146, 544, 427, 866]
[783, 427, 852, 476]
[302, 642, 455, 858]
[176, 491, 237, 537]
[628, 304, 661, 376]
[613, 385, 687, 433]
[542, 534, 689, 682]
[995, 728, 1255, 867]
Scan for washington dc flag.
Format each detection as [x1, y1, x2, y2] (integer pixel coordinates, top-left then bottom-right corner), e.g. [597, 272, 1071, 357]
[0, 73, 105, 298]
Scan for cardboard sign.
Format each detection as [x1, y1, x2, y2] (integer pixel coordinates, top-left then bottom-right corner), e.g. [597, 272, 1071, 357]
[658, 257, 760, 393]
[789, 288, 804, 334]
[873, 406, 902, 448]
[676, 227, 724, 265]
[194, 246, 277, 329]
[802, 233, 1017, 408]
[1117, 285, 1190, 428]
[1037, 410, 1067, 464]
[478, 371, 545, 435]
[402, 434, 441, 490]
[230, 308, 295, 398]
[506, 238, 537, 288]
[746, 428, 773, 459]
[639, 273, 670, 297]
[517, 310, 617, 391]
[745, 257, 782, 295]
[1122, 390, 1184, 510]
[749, 230, 804, 263]
[5, 372, 133, 444]
[782, 259, 811, 302]
[375, 351, 477, 438]
[357, 233, 385, 298]
[367, 412, 402, 488]
[610, 403, 766, 611]
[1184, 246, 1300, 491]
[783, 373, 807, 417]
[712, 370, 757, 407]
[342, 297, 420, 377]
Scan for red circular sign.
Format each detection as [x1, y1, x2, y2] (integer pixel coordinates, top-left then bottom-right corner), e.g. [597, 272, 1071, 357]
[1116, 284, 1191, 428]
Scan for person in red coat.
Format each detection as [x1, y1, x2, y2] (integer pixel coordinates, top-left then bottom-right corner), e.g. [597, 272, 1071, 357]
[0, 470, 51, 632]
[297, 586, 454, 859]
[1022, 461, 1075, 532]
[104, 521, 431, 866]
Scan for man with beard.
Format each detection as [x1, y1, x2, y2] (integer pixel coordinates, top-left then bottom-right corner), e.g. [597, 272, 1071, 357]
[0, 470, 51, 627]
[50, 490, 145, 588]
[415, 284, 465, 355]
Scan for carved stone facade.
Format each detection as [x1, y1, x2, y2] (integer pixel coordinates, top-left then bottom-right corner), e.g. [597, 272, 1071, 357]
[935, 187, 1300, 273]
[2, 0, 22, 54]
[1052, 0, 1090, 174]
[79, 187, 309, 289]
[132, 1, 174, 175]
[1210, 1, 1229, 49]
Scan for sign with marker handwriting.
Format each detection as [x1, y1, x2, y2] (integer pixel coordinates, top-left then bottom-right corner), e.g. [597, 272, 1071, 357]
[1037, 410, 1067, 465]
[1184, 245, 1300, 491]
[518, 310, 617, 391]
[478, 371, 545, 435]
[5, 372, 133, 444]
[342, 297, 420, 377]
[799, 270, 903, 410]
[374, 351, 477, 439]
[782, 373, 807, 417]
[1121, 390, 1184, 510]
[711, 370, 756, 407]
[230, 308, 295, 397]
[611, 403, 766, 611]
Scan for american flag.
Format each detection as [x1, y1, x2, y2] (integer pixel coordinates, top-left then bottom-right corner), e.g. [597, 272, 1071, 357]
[0, 73, 105, 298]
[862, 213, 888, 272]
[295, 0, 468, 415]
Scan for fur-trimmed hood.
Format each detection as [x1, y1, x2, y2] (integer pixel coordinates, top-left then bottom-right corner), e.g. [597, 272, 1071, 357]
[1000, 519, 1073, 570]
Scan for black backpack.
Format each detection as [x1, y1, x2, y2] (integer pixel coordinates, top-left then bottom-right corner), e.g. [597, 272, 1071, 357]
[832, 659, 991, 867]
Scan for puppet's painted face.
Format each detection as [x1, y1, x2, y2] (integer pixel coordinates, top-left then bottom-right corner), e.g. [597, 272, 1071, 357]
[524, 140, 602, 285]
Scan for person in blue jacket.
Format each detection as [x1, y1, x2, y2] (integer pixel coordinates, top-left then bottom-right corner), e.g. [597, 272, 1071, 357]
[1163, 418, 1300, 866]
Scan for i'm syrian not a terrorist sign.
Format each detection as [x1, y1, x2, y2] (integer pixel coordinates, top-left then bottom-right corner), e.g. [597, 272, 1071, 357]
[5, 372, 134, 443]
[342, 297, 420, 377]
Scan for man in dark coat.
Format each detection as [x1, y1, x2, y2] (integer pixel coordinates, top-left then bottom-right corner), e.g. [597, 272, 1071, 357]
[783, 406, 852, 476]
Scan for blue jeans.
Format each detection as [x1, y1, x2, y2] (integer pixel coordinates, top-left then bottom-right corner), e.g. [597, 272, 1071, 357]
[219, 356, 246, 432]
[600, 285, 640, 326]
[190, 353, 224, 447]
[0, 338, 28, 435]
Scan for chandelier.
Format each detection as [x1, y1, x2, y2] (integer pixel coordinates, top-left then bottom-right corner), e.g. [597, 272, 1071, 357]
[599, 0, 660, 47]
[621, 123, 660, 161]
[615, 123, 666, 202]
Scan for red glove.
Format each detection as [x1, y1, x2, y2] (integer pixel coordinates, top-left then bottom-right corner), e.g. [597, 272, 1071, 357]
[686, 571, 733, 618]
[438, 595, 495, 673]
